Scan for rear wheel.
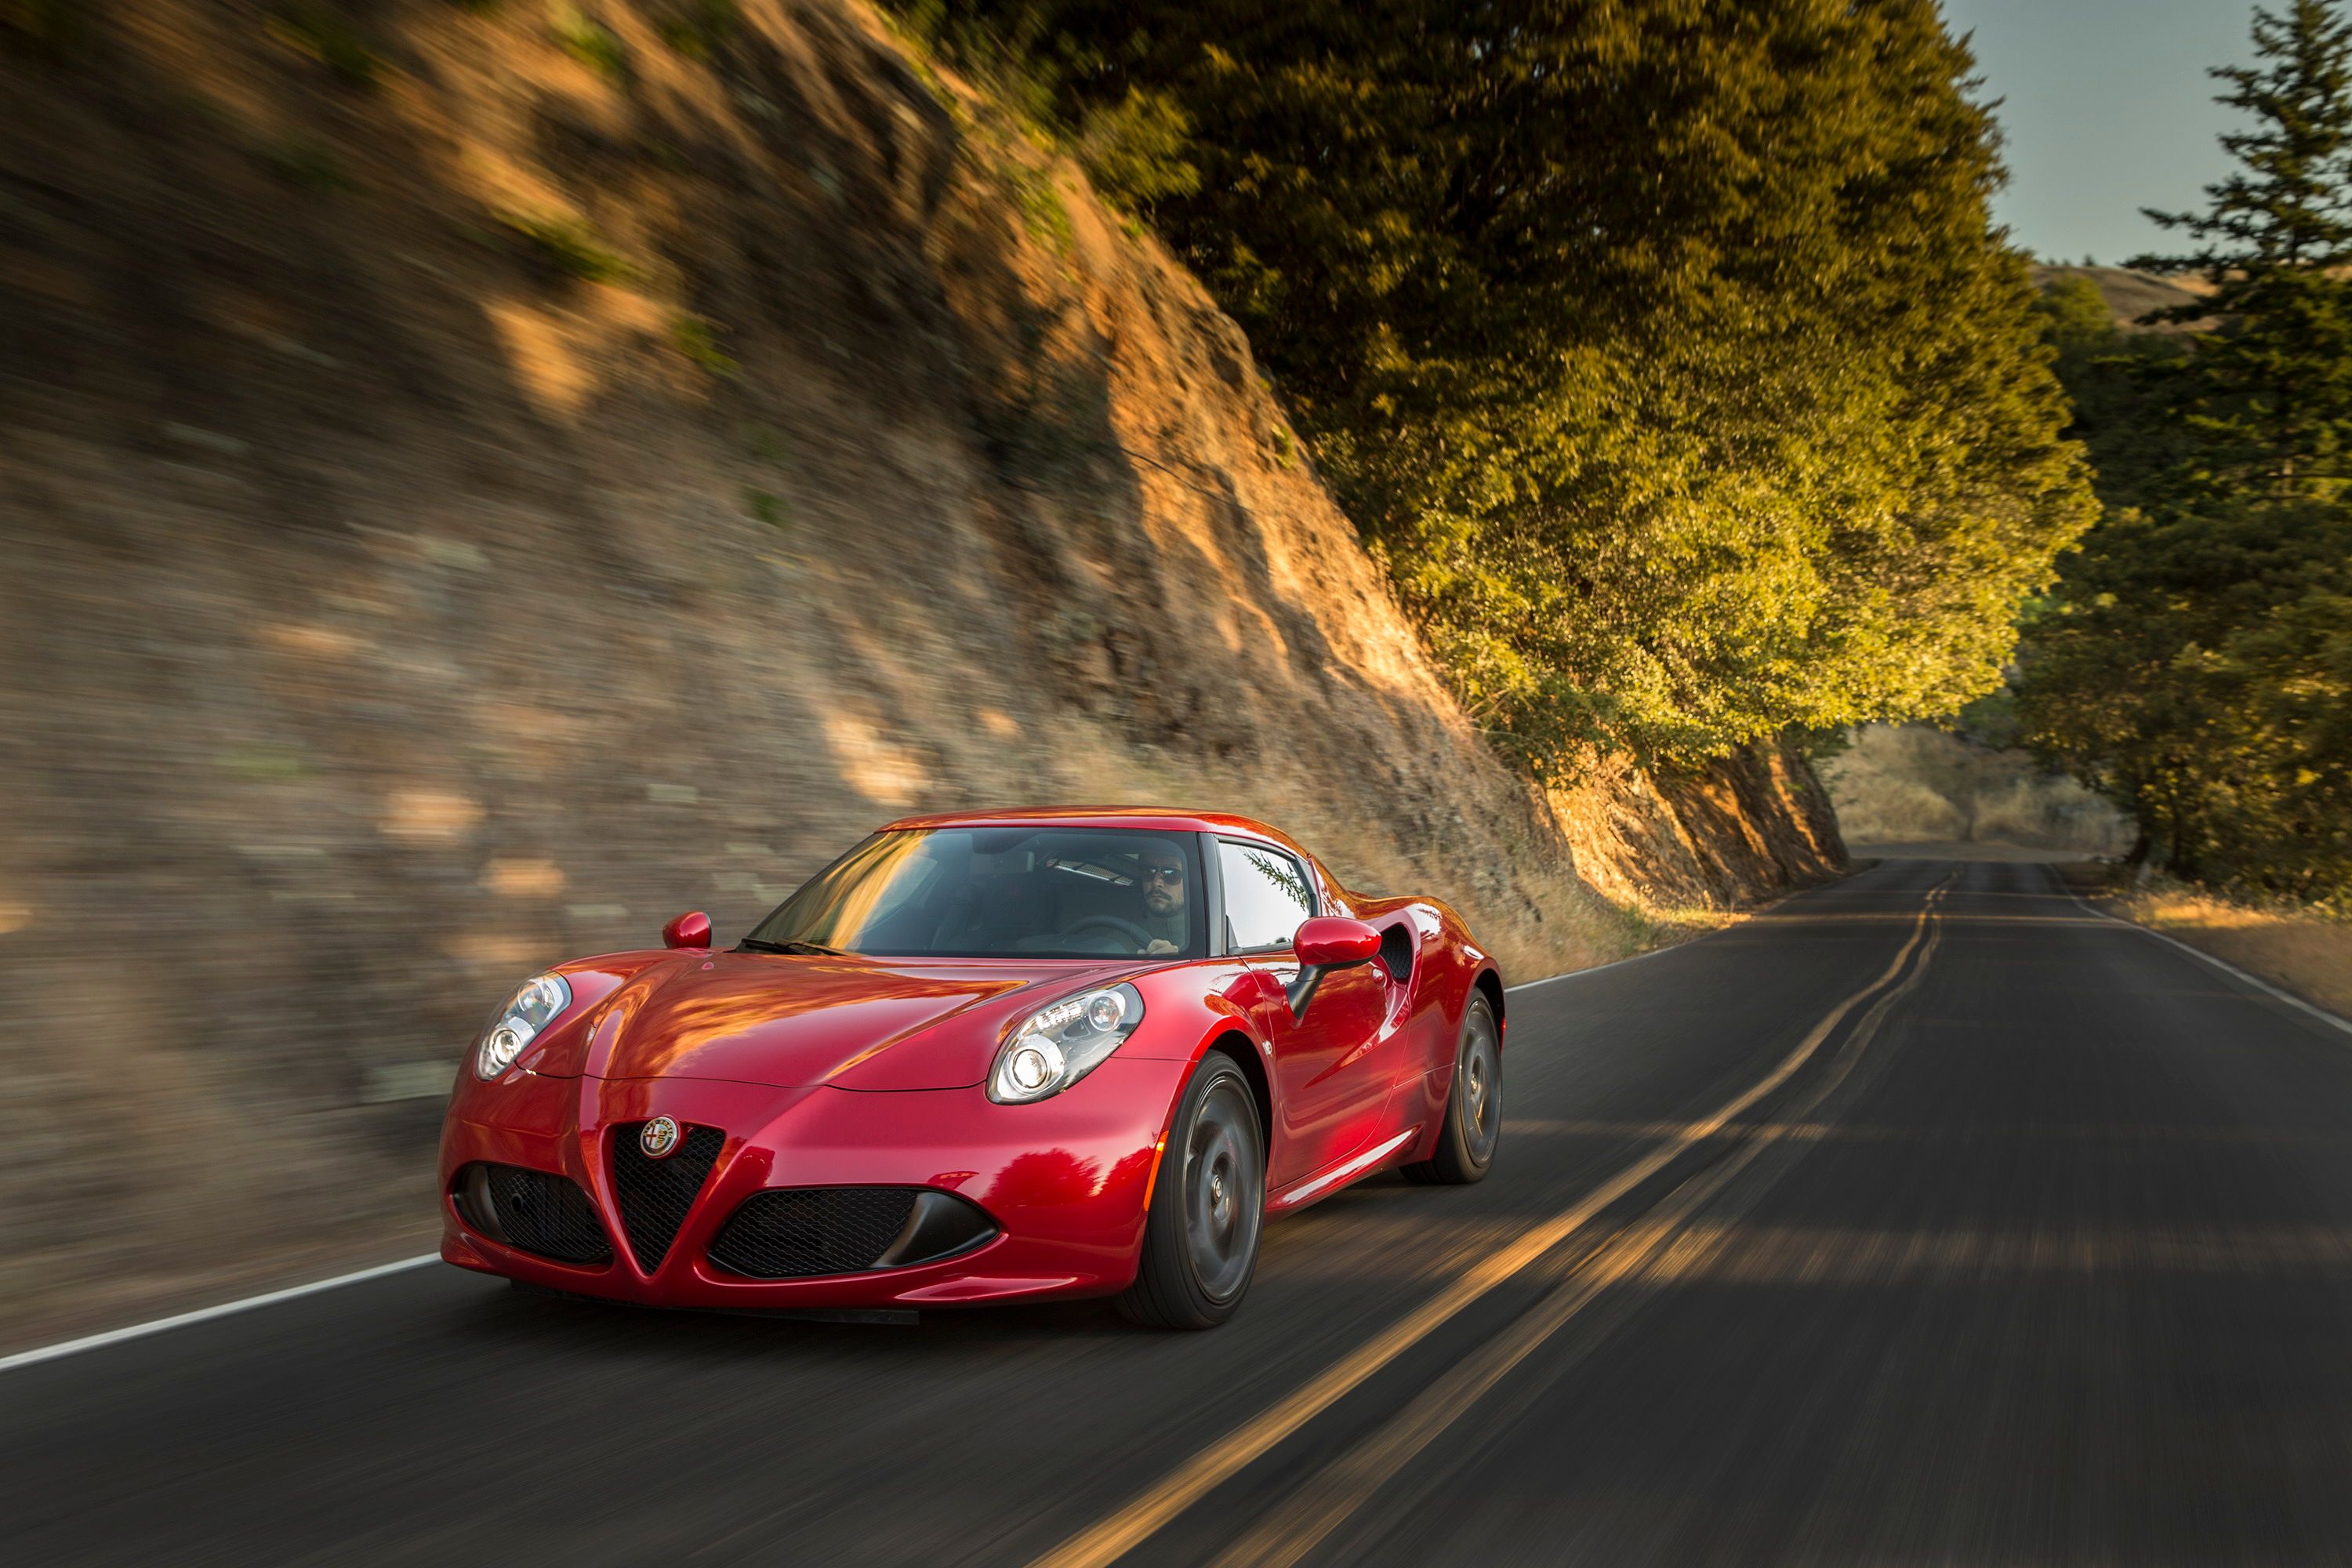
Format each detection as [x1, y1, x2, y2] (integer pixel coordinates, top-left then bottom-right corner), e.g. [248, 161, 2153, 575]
[1404, 994, 1501, 1185]
[1119, 1054, 1265, 1329]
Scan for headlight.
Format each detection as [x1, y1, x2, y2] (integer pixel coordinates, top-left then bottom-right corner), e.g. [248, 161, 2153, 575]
[475, 972, 573, 1080]
[989, 983, 1144, 1104]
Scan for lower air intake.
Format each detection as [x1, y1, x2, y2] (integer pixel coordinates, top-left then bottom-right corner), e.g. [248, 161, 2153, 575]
[610, 1123, 726, 1272]
[708, 1188, 996, 1279]
[457, 1164, 612, 1267]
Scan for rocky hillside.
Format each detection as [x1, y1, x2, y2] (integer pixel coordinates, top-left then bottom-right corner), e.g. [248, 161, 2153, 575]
[0, 0, 1841, 1341]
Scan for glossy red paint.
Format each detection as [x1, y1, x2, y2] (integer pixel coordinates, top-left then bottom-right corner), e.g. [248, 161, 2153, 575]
[661, 910, 713, 949]
[441, 1057, 1189, 1305]
[1293, 916, 1382, 967]
[567, 950, 1123, 1089]
[437, 808, 1504, 1312]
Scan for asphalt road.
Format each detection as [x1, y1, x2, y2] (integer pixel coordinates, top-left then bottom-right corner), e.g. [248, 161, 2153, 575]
[11, 858, 2352, 1566]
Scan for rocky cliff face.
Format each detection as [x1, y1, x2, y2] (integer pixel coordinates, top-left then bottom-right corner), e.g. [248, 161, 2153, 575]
[0, 0, 1840, 1339]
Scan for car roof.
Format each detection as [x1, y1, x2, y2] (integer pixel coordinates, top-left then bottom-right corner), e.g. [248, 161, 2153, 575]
[879, 806, 1299, 848]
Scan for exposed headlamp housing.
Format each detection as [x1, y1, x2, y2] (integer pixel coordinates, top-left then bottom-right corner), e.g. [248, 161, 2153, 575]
[475, 972, 573, 1080]
[989, 983, 1145, 1104]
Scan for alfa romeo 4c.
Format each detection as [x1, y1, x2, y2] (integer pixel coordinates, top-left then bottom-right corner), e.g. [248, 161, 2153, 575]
[439, 808, 1504, 1327]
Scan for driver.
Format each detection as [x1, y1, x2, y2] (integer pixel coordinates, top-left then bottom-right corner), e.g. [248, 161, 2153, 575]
[1138, 845, 1188, 955]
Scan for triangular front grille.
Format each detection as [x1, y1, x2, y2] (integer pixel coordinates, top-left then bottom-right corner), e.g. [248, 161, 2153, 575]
[609, 1123, 725, 1272]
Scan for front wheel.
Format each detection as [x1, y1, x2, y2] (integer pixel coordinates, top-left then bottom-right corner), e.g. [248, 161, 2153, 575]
[1119, 1054, 1265, 1329]
[1403, 994, 1501, 1185]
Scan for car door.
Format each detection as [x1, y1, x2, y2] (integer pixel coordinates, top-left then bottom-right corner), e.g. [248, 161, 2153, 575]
[1215, 837, 1392, 1189]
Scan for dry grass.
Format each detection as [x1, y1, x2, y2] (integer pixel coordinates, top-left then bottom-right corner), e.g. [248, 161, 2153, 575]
[1823, 724, 2131, 855]
[2110, 879, 2352, 1020]
[0, 0, 1843, 1348]
[2027, 264, 2216, 334]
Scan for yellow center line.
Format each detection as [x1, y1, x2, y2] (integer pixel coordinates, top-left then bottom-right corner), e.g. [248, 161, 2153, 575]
[1206, 896, 1949, 1568]
[1024, 883, 1950, 1568]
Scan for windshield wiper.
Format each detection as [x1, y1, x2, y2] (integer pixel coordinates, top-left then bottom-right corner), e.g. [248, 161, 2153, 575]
[738, 937, 851, 956]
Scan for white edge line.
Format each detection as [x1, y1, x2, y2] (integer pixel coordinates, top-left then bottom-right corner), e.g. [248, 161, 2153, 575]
[0, 930, 1628, 1374]
[5, 927, 1701, 1374]
[0, 865, 1873, 1374]
[2061, 881, 2352, 1038]
[0, 1254, 439, 1377]
[0, 907, 1759, 1373]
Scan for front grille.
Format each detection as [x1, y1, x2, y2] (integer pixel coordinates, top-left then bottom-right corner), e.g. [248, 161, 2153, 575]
[610, 1123, 726, 1272]
[709, 1187, 922, 1279]
[463, 1165, 612, 1266]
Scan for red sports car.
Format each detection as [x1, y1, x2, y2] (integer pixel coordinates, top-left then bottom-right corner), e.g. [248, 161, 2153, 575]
[438, 808, 1504, 1327]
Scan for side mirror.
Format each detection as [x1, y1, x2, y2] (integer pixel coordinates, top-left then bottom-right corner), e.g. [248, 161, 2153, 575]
[1286, 916, 1381, 1018]
[662, 910, 713, 950]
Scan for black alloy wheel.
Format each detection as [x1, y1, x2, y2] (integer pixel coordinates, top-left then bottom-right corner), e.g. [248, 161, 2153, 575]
[1120, 1054, 1265, 1329]
[1404, 993, 1501, 1185]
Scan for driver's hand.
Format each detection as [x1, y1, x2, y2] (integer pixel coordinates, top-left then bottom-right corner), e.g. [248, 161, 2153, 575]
[1145, 939, 1177, 955]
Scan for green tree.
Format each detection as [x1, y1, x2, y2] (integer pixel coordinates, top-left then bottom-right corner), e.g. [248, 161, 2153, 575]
[929, 0, 2092, 768]
[2133, 0, 2352, 497]
[2021, 2, 2352, 898]
[2038, 274, 2116, 343]
[2032, 275, 2193, 516]
[2021, 498, 2352, 891]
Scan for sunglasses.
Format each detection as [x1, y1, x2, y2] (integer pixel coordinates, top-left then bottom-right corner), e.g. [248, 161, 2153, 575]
[1140, 865, 1186, 884]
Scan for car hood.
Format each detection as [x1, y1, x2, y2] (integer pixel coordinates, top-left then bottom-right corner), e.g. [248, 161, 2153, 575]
[546, 950, 1139, 1091]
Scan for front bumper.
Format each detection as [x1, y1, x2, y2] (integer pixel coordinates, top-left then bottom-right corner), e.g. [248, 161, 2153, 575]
[436, 1058, 1187, 1308]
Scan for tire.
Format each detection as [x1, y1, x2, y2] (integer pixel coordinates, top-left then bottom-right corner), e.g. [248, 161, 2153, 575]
[1403, 993, 1502, 1185]
[1119, 1054, 1265, 1329]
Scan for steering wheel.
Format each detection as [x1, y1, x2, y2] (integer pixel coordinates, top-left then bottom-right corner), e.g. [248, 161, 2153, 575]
[1063, 914, 1155, 952]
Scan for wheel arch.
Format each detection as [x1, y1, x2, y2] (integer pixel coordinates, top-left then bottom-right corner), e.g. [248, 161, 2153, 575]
[1200, 1028, 1273, 1145]
[1472, 967, 1505, 1043]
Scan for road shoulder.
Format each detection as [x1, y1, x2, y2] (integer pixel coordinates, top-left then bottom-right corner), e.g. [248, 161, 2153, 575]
[2056, 862, 2352, 1026]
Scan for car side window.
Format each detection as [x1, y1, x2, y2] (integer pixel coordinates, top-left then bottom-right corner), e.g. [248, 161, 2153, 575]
[1217, 840, 1316, 953]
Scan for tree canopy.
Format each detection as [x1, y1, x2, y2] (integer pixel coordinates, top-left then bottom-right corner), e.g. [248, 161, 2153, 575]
[2132, 0, 2352, 499]
[2021, 1, 2352, 898]
[921, 0, 2094, 768]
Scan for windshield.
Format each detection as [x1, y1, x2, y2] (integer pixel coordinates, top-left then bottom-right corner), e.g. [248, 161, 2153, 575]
[743, 828, 1207, 959]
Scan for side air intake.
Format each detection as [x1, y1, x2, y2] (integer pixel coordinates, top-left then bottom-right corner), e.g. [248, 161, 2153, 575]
[455, 1164, 612, 1267]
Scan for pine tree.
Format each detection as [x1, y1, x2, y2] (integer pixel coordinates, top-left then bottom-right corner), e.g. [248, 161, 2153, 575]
[2133, 0, 2352, 496]
[2021, 1, 2352, 897]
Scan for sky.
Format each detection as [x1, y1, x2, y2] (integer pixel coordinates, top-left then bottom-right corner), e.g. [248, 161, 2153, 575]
[1938, 0, 2259, 265]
